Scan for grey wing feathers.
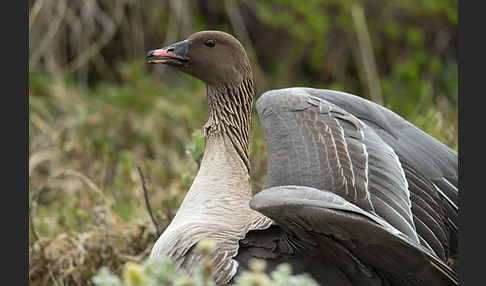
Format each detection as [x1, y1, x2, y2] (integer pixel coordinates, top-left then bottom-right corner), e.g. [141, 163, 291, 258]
[298, 88, 458, 210]
[249, 186, 458, 285]
[257, 89, 418, 242]
[251, 88, 458, 284]
[277, 87, 459, 258]
[401, 158, 452, 261]
[298, 88, 457, 179]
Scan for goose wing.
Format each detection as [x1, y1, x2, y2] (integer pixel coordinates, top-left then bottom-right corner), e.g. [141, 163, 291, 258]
[284, 87, 458, 257]
[256, 88, 417, 241]
[246, 185, 457, 285]
[239, 88, 457, 284]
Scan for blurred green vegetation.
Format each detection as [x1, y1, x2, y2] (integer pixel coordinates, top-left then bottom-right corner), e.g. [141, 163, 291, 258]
[256, 0, 457, 123]
[29, 0, 457, 284]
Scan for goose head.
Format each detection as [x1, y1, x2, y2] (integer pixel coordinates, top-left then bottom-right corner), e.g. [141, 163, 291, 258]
[147, 30, 252, 87]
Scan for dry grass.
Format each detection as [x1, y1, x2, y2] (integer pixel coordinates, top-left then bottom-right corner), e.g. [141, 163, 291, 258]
[28, 70, 199, 284]
[29, 217, 155, 285]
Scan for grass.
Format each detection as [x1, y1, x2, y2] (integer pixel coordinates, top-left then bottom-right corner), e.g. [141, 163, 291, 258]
[29, 61, 457, 285]
[29, 65, 196, 284]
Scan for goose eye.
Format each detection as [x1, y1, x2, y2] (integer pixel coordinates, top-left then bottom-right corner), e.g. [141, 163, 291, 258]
[204, 38, 215, 47]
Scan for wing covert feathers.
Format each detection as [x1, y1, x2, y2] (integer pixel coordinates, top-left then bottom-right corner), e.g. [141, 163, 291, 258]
[257, 89, 418, 242]
[251, 88, 457, 284]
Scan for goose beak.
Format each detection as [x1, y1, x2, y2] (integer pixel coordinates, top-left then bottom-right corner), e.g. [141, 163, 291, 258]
[147, 40, 189, 66]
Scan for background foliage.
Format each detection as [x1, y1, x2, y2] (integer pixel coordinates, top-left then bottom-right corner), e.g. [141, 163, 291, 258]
[29, 0, 458, 284]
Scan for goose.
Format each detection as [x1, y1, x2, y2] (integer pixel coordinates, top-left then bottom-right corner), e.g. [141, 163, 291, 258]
[146, 30, 458, 285]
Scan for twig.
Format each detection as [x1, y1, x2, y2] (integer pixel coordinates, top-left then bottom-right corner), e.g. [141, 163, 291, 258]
[350, 3, 384, 105]
[29, 208, 39, 243]
[29, 0, 46, 31]
[64, 0, 126, 75]
[29, 196, 47, 257]
[29, 0, 68, 70]
[137, 165, 161, 237]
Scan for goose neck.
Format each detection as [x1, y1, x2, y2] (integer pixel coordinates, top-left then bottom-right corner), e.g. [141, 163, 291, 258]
[204, 78, 254, 172]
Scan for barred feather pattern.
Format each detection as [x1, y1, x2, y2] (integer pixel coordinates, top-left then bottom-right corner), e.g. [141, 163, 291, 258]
[257, 90, 418, 242]
[205, 77, 254, 172]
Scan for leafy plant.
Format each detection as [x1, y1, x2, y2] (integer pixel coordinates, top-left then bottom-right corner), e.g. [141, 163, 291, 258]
[92, 240, 318, 286]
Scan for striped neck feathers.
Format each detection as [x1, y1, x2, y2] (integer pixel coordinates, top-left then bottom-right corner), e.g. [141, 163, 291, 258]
[204, 77, 254, 172]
